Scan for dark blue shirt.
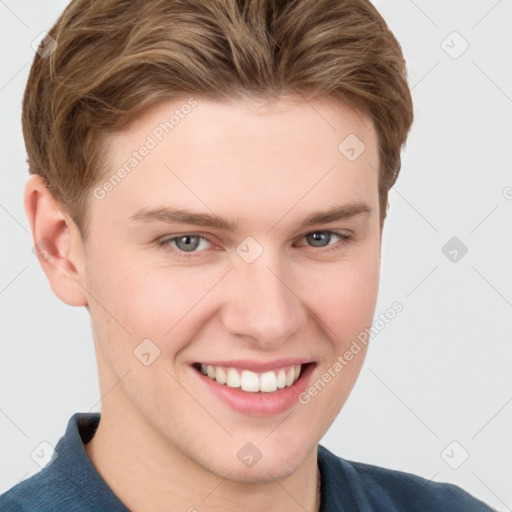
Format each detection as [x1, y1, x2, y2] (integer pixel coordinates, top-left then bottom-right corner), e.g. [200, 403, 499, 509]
[0, 413, 494, 511]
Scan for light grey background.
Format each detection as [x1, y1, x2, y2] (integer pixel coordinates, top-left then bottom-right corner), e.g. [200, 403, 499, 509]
[1, 1, 511, 509]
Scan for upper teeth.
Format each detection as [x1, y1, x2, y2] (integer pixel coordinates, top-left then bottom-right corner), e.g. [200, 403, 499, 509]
[199, 364, 301, 393]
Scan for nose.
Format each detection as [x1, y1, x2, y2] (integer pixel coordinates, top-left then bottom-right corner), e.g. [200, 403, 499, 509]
[219, 254, 306, 348]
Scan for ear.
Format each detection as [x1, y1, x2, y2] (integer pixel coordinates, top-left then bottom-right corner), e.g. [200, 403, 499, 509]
[25, 174, 88, 307]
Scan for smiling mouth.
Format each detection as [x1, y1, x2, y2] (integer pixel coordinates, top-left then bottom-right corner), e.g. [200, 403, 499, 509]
[192, 362, 311, 393]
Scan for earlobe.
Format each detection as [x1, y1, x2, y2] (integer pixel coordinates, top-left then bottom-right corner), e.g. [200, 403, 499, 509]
[25, 175, 88, 307]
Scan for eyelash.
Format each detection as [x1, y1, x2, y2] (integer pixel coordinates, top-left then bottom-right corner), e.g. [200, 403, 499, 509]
[157, 230, 354, 260]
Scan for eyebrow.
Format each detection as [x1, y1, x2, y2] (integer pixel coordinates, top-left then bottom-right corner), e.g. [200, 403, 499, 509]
[299, 202, 371, 228]
[130, 207, 239, 231]
[129, 201, 371, 231]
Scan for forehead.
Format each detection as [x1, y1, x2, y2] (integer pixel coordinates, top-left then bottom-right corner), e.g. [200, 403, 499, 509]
[92, 96, 379, 232]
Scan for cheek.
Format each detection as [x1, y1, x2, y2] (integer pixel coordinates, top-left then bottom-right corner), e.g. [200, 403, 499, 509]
[302, 251, 380, 346]
[89, 255, 226, 352]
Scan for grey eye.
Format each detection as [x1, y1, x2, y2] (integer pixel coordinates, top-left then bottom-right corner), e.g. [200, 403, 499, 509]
[174, 235, 201, 252]
[306, 232, 332, 247]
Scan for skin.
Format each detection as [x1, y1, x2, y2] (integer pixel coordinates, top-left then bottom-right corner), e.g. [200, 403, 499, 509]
[26, 96, 382, 512]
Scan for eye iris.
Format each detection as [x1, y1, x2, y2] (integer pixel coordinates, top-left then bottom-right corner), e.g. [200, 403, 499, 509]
[175, 235, 200, 252]
[307, 232, 331, 247]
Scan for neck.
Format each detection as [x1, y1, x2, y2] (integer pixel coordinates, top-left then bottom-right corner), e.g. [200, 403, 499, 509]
[85, 398, 321, 512]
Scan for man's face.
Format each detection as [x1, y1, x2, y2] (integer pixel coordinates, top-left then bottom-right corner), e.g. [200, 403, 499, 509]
[81, 96, 381, 481]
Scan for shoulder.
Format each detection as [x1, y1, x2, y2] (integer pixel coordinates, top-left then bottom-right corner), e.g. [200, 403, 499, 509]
[0, 412, 121, 512]
[346, 459, 494, 511]
[318, 445, 495, 511]
[0, 465, 76, 512]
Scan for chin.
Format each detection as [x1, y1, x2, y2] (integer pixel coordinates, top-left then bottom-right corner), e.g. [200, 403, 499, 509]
[222, 457, 300, 484]
[198, 438, 314, 483]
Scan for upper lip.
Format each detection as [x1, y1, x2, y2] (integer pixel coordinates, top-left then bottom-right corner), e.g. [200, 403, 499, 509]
[193, 358, 314, 372]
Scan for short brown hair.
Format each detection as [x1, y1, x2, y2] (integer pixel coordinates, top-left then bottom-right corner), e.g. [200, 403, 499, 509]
[22, 0, 413, 238]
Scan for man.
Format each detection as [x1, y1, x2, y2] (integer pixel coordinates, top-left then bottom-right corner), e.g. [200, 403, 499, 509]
[0, 0, 494, 510]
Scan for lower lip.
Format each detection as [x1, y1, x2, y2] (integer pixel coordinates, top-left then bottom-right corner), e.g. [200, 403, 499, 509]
[192, 363, 316, 417]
